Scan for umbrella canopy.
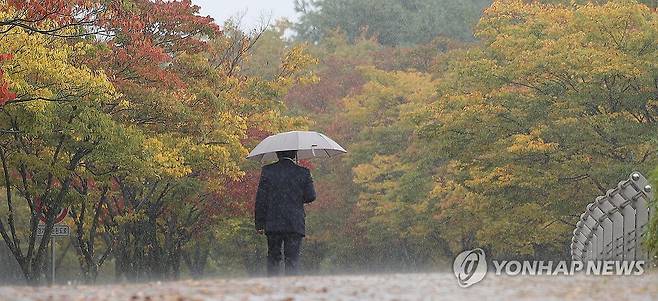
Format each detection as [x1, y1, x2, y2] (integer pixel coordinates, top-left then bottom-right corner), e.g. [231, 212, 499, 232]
[247, 131, 347, 162]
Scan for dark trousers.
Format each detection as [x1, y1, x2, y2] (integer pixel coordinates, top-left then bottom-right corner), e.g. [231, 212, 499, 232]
[266, 232, 302, 276]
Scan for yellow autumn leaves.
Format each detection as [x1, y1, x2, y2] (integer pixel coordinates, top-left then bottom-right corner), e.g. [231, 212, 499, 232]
[335, 0, 658, 258]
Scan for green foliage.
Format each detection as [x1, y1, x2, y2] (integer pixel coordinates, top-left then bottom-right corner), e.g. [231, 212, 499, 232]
[420, 0, 658, 256]
[290, 0, 658, 269]
[3, 0, 658, 282]
[294, 0, 492, 45]
[0, 0, 318, 283]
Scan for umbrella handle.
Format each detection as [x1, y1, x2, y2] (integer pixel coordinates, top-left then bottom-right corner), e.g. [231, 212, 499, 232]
[311, 144, 317, 157]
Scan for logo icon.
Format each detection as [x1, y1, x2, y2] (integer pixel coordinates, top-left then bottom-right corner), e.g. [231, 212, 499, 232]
[453, 248, 487, 287]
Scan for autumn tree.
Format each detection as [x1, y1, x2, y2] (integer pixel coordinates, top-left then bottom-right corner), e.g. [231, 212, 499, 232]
[0, 0, 316, 283]
[287, 0, 658, 268]
[294, 0, 492, 45]
[0, 2, 147, 283]
[417, 0, 658, 257]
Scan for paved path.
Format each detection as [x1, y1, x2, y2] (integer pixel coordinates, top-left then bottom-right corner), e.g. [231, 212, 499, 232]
[1, 273, 657, 301]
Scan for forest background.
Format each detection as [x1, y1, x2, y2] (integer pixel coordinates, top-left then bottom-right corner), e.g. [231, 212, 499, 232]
[0, 0, 657, 285]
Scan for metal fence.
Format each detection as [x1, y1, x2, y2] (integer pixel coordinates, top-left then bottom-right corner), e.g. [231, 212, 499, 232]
[571, 172, 654, 261]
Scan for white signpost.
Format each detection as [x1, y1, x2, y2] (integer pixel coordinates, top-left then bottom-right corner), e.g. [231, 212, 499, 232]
[34, 201, 69, 285]
[37, 223, 70, 284]
[37, 224, 70, 237]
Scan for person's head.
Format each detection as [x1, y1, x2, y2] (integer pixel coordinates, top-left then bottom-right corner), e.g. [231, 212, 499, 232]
[276, 150, 297, 160]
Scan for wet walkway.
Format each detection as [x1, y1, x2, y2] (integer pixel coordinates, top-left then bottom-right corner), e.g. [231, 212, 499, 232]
[1, 272, 656, 300]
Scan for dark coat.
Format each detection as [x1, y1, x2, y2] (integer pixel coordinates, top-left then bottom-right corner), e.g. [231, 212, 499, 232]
[255, 158, 316, 236]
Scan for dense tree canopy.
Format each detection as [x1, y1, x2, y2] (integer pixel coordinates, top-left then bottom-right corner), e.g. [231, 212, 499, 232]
[422, 0, 658, 255]
[287, 0, 658, 269]
[0, 0, 314, 284]
[294, 0, 492, 45]
[1, 0, 658, 284]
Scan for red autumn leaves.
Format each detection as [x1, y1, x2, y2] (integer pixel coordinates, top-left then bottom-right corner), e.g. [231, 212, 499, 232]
[0, 0, 220, 105]
[0, 54, 15, 105]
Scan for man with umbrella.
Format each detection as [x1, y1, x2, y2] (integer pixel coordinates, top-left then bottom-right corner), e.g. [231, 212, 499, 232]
[255, 150, 315, 276]
[250, 131, 346, 276]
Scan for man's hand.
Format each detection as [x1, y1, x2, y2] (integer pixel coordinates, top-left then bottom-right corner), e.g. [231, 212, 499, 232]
[256, 229, 265, 235]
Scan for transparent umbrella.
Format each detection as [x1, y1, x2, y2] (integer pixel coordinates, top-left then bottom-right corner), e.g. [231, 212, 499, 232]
[246, 131, 347, 163]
